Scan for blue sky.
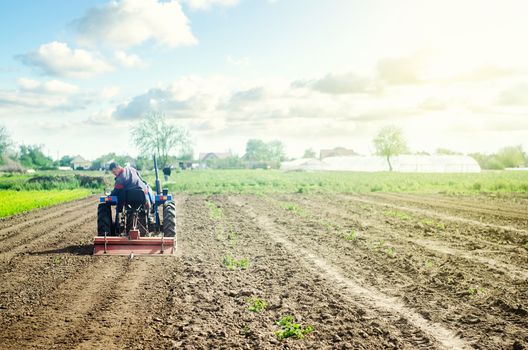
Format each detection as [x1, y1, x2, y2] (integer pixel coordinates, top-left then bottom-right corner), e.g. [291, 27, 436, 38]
[1, 0, 527, 160]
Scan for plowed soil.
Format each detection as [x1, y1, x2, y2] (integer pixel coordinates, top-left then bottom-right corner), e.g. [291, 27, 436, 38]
[0, 193, 526, 349]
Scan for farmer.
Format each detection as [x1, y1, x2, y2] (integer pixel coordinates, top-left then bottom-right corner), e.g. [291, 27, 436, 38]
[109, 162, 155, 215]
[162, 165, 172, 182]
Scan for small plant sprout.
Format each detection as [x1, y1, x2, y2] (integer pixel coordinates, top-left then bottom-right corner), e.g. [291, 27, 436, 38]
[384, 246, 396, 257]
[421, 219, 445, 230]
[228, 229, 239, 245]
[384, 210, 411, 221]
[344, 230, 358, 241]
[275, 315, 314, 340]
[247, 298, 268, 312]
[222, 254, 249, 270]
[206, 201, 223, 220]
[280, 202, 307, 217]
[468, 287, 485, 296]
[425, 260, 434, 268]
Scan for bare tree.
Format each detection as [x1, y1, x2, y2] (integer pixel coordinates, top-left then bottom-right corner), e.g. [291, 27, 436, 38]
[132, 112, 192, 168]
[373, 126, 407, 171]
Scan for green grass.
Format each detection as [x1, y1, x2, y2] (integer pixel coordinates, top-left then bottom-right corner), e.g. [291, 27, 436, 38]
[158, 169, 528, 195]
[0, 189, 92, 218]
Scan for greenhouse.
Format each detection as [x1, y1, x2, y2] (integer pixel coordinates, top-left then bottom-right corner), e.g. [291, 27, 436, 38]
[281, 155, 481, 173]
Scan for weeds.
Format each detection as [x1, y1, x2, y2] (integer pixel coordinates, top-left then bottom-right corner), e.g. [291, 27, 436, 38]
[275, 315, 314, 340]
[223, 254, 249, 270]
[247, 298, 268, 312]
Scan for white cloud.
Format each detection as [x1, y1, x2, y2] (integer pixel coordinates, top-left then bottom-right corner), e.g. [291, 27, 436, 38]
[180, 0, 238, 11]
[17, 77, 79, 95]
[100, 86, 121, 99]
[74, 0, 197, 49]
[113, 50, 146, 68]
[18, 41, 113, 79]
[226, 55, 249, 67]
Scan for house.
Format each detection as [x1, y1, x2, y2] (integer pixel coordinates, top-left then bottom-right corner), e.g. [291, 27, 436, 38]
[320, 147, 358, 159]
[198, 152, 232, 162]
[71, 156, 92, 170]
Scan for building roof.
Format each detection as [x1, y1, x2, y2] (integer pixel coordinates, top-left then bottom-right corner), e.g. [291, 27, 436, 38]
[199, 152, 232, 161]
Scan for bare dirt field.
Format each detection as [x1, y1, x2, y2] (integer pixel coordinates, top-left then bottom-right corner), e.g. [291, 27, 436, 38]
[0, 193, 526, 349]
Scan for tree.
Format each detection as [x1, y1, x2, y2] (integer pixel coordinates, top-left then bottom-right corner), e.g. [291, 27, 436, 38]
[373, 126, 408, 171]
[132, 112, 192, 168]
[59, 155, 74, 167]
[496, 145, 525, 168]
[303, 148, 316, 158]
[244, 139, 285, 162]
[18, 145, 53, 169]
[0, 126, 12, 160]
[436, 148, 462, 155]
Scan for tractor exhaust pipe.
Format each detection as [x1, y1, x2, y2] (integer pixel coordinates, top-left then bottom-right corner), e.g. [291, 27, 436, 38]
[153, 155, 162, 195]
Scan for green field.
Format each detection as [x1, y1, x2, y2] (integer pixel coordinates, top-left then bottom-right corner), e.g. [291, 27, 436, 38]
[0, 169, 526, 219]
[159, 170, 528, 195]
[0, 189, 92, 218]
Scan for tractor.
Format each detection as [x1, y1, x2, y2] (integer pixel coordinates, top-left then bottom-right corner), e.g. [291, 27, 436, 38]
[93, 156, 176, 255]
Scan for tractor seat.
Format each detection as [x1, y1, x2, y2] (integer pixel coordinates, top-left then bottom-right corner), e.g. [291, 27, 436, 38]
[125, 189, 147, 207]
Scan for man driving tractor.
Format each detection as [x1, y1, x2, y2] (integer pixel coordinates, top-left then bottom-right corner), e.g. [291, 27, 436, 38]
[109, 162, 155, 222]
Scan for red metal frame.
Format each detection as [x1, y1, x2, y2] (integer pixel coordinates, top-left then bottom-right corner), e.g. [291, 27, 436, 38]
[93, 235, 175, 255]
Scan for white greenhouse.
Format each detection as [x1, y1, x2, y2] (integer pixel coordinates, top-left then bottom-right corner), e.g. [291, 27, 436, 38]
[281, 155, 481, 173]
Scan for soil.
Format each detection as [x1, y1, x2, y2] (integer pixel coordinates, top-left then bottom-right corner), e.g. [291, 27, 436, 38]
[0, 193, 526, 349]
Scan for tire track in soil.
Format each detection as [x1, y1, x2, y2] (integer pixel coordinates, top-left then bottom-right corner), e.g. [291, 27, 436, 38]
[259, 194, 528, 349]
[0, 196, 186, 350]
[289, 194, 528, 281]
[0, 198, 97, 257]
[153, 196, 408, 349]
[374, 193, 528, 220]
[228, 196, 469, 350]
[339, 194, 528, 244]
[0, 197, 95, 242]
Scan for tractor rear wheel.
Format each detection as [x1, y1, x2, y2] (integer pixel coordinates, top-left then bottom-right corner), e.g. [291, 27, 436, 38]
[162, 201, 176, 237]
[97, 203, 113, 236]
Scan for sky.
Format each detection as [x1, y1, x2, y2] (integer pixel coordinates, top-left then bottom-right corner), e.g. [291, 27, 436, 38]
[0, 0, 527, 160]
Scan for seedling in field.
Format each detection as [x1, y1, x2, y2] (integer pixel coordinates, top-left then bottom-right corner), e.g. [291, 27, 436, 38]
[384, 246, 396, 257]
[206, 201, 223, 220]
[280, 202, 307, 217]
[344, 230, 358, 241]
[425, 260, 434, 268]
[247, 298, 268, 312]
[275, 315, 314, 340]
[52, 256, 62, 265]
[421, 219, 445, 230]
[223, 254, 249, 270]
[228, 230, 239, 245]
[468, 287, 485, 296]
[384, 210, 411, 221]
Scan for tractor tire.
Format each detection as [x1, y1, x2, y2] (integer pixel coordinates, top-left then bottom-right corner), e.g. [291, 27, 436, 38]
[162, 201, 176, 237]
[97, 203, 113, 236]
